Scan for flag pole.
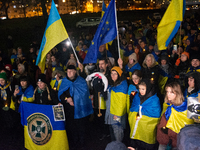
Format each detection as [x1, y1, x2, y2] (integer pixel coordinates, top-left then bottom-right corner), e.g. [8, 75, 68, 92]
[114, 1, 121, 59]
[68, 37, 80, 63]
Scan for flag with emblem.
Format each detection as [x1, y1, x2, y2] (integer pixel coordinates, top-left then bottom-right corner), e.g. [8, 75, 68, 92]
[157, 0, 185, 50]
[36, 0, 69, 73]
[83, 0, 117, 64]
[19, 102, 69, 150]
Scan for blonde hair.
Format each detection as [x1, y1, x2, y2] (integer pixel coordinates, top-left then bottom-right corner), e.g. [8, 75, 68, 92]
[18, 63, 25, 73]
[164, 82, 184, 106]
[142, 54, 156, 68]
[33, 85, 51, 101]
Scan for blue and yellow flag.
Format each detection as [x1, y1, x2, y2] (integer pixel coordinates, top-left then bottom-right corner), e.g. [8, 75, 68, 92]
[157, 0, 185, 50]
[101, 0, 107, 18]
[36, 0, 69, 73]
[19, 102, 69, 150]
[83, 0, 117, 64]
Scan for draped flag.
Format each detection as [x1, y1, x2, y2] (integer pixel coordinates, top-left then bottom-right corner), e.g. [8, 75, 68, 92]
[36, 0, 69, 73]
[157, 0, 185, 50]
[19, 102, 69, 150]
[83, 0, 117, 64]
[101, 0, 107, 18]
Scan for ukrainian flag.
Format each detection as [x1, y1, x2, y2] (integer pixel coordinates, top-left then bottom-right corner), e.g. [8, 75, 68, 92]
[157, 0, 185, 50]
[36, 0, 69, 73]
[19, 102, 69, 150]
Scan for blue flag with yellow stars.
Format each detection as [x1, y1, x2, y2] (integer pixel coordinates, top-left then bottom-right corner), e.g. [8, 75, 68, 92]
[83, 0, 117, 64]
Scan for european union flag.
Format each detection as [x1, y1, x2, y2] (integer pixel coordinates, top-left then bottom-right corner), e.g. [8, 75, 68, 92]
[83, 0, 117, 64]
[101, 0, 107, 18]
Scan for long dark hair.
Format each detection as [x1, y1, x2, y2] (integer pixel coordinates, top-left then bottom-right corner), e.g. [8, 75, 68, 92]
[110, 71, 125, 87]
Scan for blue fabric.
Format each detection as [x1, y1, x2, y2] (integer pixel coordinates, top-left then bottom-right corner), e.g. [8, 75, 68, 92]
[152, 51, 159, 61]
[83, 0, 117, 64]
[125, 62, 141, 73]
[46, 0, 60, 29]
[187, 66, 200, 74]
[58, 76, 93, 119]
[97, 50, 113, 60]
[128, 84, 138, 95]
[110, 80, 128, 94]
[166, 21, 181, 47]
[183, 89, 200, 99]
[159, 68, 171, 78]
[19, 102, 65, 130]
[165, 100, 187, 120]
[17, 85, 34, 99]
[124, 49, 134, 57]
[130, 93, 161, 118]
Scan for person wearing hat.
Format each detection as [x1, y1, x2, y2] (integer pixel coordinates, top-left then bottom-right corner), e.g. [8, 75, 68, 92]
[50, 66, 66, 92]
[0, 72, 16, 129]
[58, 65, 93, 149]
[0, 72, 12, 109]
[152, 44, 161, 62]
[174, 52, 190, 88]
[186, 55, 200, 74]
[158, 54, 173, 95]
[32, 74, 59, 105]
[123, 53, 141, 80]
[105, 66, 128, 142]
[12, 75, 34, 111]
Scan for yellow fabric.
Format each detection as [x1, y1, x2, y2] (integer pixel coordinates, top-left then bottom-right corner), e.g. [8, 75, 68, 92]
[166, 107, 194, 133]
[161, 102, 170, 116]
[100, 96, 106, 110]
[157, 0, 183, 50]
[158, 75, 168, 95]
[10, 99, 15, 110]
[23, 97, 34, 103]
[50, 79, 62, 91]
[38, 19, 69, 73]
[110, 91, 127, 116]
[24, 126, 69, 150]
[129, 112, 160, 144]
[126, 94, 130, 114]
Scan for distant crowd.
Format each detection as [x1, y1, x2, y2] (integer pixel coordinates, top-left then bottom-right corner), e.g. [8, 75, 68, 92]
[0, 13, 200, 150]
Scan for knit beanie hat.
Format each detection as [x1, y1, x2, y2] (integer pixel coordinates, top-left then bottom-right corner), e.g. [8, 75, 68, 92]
[111, 66, 123, 77]
[181, 51, 189, 59]
[129, 53, 137, 62]
[0, 72, 7, 81]
[38, 74, 47, 84]
[105, 141, 128, 150]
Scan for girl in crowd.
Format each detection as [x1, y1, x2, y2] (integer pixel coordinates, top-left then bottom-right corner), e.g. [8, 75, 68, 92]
[183, 72, 200, 98]
[105, 66, 128, 142]
[12, 76, 34, 111]
[127, 70, 142, 112]
[33, 74, 60, 105]
[157, 82, 194, 150]
[129, 79, 161, 150]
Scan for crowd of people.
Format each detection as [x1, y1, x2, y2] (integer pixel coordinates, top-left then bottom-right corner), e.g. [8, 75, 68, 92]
[0, 13, 200, 150]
